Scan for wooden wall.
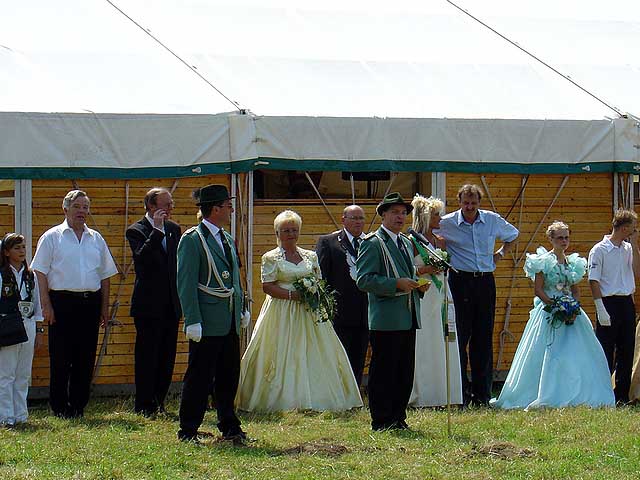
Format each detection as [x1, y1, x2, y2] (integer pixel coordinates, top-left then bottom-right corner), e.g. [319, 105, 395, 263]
[30, 176, 230, 388]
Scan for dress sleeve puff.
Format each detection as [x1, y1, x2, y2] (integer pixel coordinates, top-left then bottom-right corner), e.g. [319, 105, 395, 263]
[566, 253, 587, 284]
[523, 246, 556, 281]
[260, 249, 279, 283]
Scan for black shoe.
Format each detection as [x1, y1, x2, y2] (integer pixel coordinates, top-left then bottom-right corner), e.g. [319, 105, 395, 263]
[372, 422, 395, 431]
[178, 431, 202, 445]
[222, 428, 248, 444]
[395, 420, 410, 430]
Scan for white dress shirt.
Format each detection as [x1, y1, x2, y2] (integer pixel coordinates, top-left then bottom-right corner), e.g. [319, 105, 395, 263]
[202, 218, 225, 252]
[344, 229, 365, 250]
[31, 220, 118, 292]
[588, 235, 636, 296]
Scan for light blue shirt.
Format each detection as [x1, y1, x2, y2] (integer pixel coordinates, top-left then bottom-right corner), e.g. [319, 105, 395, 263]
[436, 209, 519, 272]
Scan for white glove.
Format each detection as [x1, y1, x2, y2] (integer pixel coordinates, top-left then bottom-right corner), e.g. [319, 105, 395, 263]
[594, 298, 611, 326]
[185, 323, 202, 342]
[240, 310, 251, 328]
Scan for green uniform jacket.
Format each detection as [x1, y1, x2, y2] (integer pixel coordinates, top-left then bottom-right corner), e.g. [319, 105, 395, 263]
[356, 227, 422, 331]
[177, 223, 243, 336]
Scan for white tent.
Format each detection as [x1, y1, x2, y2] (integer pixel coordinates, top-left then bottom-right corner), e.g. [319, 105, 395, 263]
[2, 0, 640, 176]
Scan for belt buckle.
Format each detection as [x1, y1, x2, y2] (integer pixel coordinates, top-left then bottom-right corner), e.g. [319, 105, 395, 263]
[473, 271, 483, 278]
[82, 291, 90, 299]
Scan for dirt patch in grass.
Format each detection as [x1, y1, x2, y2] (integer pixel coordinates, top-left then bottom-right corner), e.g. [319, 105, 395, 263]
[469, 441, 536, 459]
[280, 440, 349, 457]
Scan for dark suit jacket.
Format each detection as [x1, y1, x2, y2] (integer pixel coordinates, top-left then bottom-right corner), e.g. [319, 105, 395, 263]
[316, 229, 368, 329]
[126, 217, 182, 320]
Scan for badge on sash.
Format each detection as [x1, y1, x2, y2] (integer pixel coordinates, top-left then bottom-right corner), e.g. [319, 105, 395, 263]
[345, 251, 357, 281]
[221, 271, 230, 279]
[18, 301, 34, 318]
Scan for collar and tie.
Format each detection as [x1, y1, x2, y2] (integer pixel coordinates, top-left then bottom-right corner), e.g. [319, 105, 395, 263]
[353, 237, 361, 254]
[397, 236, 411, 267]
[219, 229, 234, 269]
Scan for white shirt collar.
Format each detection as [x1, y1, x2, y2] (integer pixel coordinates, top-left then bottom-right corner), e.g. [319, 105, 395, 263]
[62, 219, 91, 235]
[202, 218, 222, 238]
[9, 264, 24, 276]
[344, 229, 365, 244]
[381, 225, 400, 244]
[601, 234, 626, 252]
[456, 209, 485, 225]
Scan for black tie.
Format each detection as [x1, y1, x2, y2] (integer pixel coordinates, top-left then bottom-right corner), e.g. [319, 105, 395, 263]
[219, 229, 234, 269]
[353, 237, 361, 254]
[397, 237, 410, 265]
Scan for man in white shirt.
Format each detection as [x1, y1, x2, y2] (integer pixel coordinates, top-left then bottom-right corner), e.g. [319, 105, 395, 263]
[32, 190, 118, 418]
[588, 209, 640, 404]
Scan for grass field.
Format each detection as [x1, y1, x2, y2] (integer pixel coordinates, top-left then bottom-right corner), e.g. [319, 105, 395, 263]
[1, 397, 639, 479]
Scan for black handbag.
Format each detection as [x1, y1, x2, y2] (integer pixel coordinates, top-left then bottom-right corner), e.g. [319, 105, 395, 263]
[0, 311, 28, 347]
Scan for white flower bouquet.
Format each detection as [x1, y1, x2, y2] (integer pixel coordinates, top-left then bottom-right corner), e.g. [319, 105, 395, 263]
[292, 275, 337, 323]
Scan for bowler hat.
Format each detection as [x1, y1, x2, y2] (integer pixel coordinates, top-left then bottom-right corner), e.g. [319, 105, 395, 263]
[195, 184, 234, 206]
[376, 192, 414, 216]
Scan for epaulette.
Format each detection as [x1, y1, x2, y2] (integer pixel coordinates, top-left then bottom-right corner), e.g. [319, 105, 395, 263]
[363, 231, 377, 241]
[183, 226, 199, 236]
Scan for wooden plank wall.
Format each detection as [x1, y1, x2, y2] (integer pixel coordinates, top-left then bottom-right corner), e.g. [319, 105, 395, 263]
[30, 176, 230, 388]
[446, 173, 614, 371]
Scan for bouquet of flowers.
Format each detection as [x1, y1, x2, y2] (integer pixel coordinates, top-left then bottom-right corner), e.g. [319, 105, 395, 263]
[424, 248, 450, 271]
[292, 275, 337, 323]
[543, 294, 581, 326]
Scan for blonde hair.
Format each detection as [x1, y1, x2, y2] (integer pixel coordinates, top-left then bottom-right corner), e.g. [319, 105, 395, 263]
[612, 209, 638, 229]
[546, 221, 570, 238]
[411, 195, 444, 234]
[274, 210, 302, 244]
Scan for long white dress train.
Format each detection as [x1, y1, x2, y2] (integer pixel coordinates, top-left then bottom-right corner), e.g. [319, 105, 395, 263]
[409, 255, 463, 407]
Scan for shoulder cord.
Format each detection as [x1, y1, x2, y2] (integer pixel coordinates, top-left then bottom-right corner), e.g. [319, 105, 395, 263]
[374, 232, 411, 310]
[195, 228, 234, 310]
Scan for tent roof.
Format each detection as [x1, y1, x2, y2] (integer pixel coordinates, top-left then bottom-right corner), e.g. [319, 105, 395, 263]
[3, 0, 640, 119]
[2, 1, 640, 178]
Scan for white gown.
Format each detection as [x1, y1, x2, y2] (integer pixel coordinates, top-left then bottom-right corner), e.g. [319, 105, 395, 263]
[409, 254, 463, 406]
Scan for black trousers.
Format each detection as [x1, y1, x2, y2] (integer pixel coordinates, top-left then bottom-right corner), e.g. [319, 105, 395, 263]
[48, 290, 102, 417]
[596, 295, 636, 402]
[449, 272, 496, 405]
[368, 329, 416, 429]
[333, 325, 369, 387]
[178, 328, 241, 439]
[134, 312, 179, 414]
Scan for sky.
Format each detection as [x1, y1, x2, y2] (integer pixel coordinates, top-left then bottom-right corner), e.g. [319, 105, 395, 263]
[2, 0, 639, 118]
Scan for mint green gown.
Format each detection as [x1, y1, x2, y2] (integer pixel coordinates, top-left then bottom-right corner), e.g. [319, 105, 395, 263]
[491, 247, 614, 410]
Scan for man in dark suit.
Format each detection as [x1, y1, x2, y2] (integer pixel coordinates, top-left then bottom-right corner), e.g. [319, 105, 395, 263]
[316, 205, 369, 387]
[126, 187, 182, 416]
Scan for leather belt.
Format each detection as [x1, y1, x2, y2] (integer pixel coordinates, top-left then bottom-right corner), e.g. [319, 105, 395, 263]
[453, 270, 493, 278]
[51, 290, 99, 298]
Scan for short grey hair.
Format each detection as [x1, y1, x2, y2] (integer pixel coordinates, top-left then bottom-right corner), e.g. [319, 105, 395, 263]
[274, 210, 302, 234]
[62, 190, 90, 210]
